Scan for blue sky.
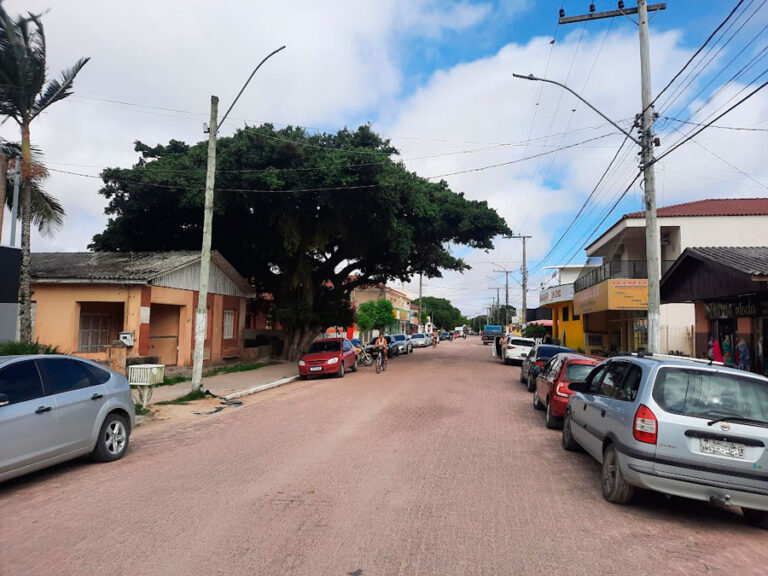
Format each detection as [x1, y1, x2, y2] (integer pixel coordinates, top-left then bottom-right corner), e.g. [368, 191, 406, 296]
[2, 0, 767, 316]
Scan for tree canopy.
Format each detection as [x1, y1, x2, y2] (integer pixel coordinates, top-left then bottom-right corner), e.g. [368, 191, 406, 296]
[355, 299, 394, 333]
[91, 124, 510, 358]
[413, 296, 468, 330]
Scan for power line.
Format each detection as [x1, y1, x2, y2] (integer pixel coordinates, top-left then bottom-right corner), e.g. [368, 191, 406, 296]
[661, 115, 768, 132]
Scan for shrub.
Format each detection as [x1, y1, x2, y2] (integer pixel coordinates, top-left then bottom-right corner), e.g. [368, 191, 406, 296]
[0, 340, 61, 355]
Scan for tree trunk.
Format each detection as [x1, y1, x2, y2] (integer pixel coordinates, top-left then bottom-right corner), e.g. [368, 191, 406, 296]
[18, 122, 33, 343]
[283, 324, 320, 361]
[0, 153, 6, 241]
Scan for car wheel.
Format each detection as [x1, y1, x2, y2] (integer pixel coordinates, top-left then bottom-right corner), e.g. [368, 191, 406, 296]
[351, 357, 359, 372]
[532, 390, 544, 410]
[520, 367, 527, 384]
[526, 374, 536, 393]
[299, 375, 308, 380]
[545, 400, 562, 429]
[602, 444, 634, 504]
[742, 508, 768, 529]
[92, 413, 130, 462]
[562, 410, 580, 451]
[337, 362, 345, 378]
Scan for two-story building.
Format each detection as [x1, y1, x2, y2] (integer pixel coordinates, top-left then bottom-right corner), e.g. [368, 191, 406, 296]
[539, 264, 597, 350]
[350, 284, 411, 338]
[573, 198, 768, 355]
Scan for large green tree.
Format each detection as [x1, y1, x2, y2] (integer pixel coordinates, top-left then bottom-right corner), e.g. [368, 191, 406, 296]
[0, 2, 88, 341]
[413, 296, 468, 330]
[355, 299, 394, 333]
[91, 124, 509, 359]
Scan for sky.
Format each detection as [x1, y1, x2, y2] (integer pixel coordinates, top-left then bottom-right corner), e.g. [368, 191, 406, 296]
[2, 0, 767, 318]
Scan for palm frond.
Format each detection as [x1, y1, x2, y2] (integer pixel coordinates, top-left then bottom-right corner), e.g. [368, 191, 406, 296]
[32, 57, 89, 119]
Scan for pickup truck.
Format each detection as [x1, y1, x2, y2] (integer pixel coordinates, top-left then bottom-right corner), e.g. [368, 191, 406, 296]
[482, 325, 502, 345]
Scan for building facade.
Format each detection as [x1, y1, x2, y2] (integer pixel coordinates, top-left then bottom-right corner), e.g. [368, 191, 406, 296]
[351, 284, 412, 336]
[573, 198, 768, 355]
[30, 251, 253, 368]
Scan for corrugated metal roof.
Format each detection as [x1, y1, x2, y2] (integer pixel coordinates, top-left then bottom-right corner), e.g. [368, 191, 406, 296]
[685, 246, 768, 277]
[623, 198, 768, 219]
[32, 251, 207, 282]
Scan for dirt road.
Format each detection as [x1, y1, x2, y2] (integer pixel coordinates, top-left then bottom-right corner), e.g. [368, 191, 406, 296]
[1, 338, 766, 575]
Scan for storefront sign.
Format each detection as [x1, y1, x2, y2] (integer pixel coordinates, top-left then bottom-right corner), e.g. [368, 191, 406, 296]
[540, 283, 574, 305]
[574, 279, 648, 315]
[704, 300, 759, 319]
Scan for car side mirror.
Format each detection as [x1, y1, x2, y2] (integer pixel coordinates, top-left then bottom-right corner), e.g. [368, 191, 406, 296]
[0, 393, 9, 407]
[568, 381, 588, 393]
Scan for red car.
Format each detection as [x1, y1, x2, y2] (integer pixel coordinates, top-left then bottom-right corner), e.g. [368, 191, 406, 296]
[298, 338, 358, 379]
[532, 353, 600, 429]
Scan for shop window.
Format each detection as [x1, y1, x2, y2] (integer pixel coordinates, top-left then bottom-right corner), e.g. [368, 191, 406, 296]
[562, 306, 569, 322]
[223, 310, 235, 340]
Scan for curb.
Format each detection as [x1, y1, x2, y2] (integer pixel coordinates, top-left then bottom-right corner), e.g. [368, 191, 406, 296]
[223, 375, 300, 400]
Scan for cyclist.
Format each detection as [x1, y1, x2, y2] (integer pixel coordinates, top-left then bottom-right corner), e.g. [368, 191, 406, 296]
[374, 333, 389, 369]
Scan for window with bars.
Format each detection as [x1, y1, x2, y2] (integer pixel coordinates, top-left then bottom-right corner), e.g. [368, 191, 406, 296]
[223, 310, 235, 340]
[79, 313, 111, 352]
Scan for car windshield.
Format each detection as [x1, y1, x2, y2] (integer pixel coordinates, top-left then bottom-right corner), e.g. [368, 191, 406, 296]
[308, 341, 341, 353]
[412, 334, 424, 339]
[393, 335, 406, 341]
[510, 339, 534, 346]
[653, 367, 768, 422]
[565, 363, 595, 382]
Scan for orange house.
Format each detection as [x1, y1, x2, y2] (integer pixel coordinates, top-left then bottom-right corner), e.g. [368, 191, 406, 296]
[30, 251, 253, 367]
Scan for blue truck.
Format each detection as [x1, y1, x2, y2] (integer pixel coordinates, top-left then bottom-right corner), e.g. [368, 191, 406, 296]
[482, 324, 503, 345]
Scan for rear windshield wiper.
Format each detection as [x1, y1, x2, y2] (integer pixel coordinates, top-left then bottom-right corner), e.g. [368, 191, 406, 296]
[707, 416, 768, 428]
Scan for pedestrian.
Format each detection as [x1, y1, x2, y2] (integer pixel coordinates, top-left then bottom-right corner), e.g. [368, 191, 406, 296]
[737, 339, 751, 371]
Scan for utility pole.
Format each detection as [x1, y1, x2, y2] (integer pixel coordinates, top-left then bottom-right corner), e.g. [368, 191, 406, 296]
[508, 235, 532, 327]
[493, 264, 512, 329]
[554, 1, 664, 352]
[191, 96, 218, 392]
[418, 273, 423, 332]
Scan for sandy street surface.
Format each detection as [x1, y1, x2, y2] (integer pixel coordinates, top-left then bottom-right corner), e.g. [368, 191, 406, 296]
[1, 338, 766, 576]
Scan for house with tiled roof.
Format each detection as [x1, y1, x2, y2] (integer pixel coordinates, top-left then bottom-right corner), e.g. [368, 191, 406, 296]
[572, 198, 768, 355]
[30, 251, 254, 369]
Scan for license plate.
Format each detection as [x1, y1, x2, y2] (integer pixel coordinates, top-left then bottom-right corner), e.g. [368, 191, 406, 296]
[309, 366, 322, 372]
[700, 438, 745, 459]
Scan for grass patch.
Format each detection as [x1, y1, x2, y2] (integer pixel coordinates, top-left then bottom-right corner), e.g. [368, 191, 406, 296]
[134, 404, 151, 416]
[157, 362, 271, 387]
[154, 389, 208, 405]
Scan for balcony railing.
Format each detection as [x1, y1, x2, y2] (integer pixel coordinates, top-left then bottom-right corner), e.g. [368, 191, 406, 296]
[574, 260, 674, 293]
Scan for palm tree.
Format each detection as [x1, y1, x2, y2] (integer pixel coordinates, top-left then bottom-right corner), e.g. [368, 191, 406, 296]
[0, 3, 88, 341]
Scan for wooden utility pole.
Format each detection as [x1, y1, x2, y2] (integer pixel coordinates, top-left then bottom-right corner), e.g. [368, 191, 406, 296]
[557, 1, 665, 352]
[191, 95, 218, 392]
[508, 235, 532, 327]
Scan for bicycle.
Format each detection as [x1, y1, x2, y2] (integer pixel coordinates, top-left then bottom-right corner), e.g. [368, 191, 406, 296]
[375, 347, 388, 373]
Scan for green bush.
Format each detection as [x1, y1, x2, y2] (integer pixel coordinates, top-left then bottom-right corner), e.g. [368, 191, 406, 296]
[0, 340, 61, 355]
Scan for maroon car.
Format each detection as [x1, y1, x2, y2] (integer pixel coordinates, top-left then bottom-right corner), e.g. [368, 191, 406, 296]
[532, 353, 600, 429]
[298, 338, 358, 379]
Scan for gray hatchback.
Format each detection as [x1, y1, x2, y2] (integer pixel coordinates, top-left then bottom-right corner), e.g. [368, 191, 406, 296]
[0, 354, 135, 482]
[563, 354, 768, 528]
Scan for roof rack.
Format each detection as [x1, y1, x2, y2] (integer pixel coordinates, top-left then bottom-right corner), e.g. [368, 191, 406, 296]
[630, 352, 724, 366]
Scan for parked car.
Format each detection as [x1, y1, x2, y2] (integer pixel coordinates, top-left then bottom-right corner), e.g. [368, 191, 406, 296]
[391, 334, 413, 355]
[532, 352, 600, 428]
[410, 333, 430, 348]
[298, 338, 358, 379]
[500, 337, 536, 365]
[563, 354, 768, 528]
[0, 354, 135, 483]
[439, 331, 453, 341]
[520, 344, 575, 391]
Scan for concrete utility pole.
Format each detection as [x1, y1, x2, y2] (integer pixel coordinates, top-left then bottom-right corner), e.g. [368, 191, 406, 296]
[553, 1, 665, 352]
[191, 96, 219, 392]
[418, 273, 423, 332]
[508, 235, 532, 327]
[493, 264, 512, 329]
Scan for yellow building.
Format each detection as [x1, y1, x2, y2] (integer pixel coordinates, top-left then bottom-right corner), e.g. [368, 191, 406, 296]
[539, 283, 584, 351]
[30, 251, 253, 368]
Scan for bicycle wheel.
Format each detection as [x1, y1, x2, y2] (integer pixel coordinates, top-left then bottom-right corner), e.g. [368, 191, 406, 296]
[375, 355, 382, 374]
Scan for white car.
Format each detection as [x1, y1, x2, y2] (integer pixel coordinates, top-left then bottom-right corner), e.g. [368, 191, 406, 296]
[501, 337, 536, 365]
[410, 333, 430, 348]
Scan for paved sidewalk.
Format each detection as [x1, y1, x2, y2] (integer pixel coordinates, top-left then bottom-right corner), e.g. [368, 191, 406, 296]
[150, 361, 298, 403]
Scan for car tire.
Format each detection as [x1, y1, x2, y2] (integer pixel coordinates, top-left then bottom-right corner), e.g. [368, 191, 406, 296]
[562, 410, 580, 451]
[520, 367, 527, 384]
[299, 375, 308, 380]
[526, 374, 536, 393]
[92, 413, 130, 463]
[533, 390, 544, 410]
[337, 363, 345, 378]
[742, 508, 768, 529]
[350, 357, 359, 372]
[545, 400, 562, 429]
[602, 444, 634, 504]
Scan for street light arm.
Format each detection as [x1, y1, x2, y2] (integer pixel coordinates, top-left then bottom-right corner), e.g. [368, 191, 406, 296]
[218, 45, 287, 133]
[512, 73, 641, 146]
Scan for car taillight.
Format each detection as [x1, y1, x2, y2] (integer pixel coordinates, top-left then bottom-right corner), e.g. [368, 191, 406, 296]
[633, 404, 658, 444]
[555, 381, 570, 398]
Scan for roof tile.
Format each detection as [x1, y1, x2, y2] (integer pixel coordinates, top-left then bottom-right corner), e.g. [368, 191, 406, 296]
[623, 198, 768, 219]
